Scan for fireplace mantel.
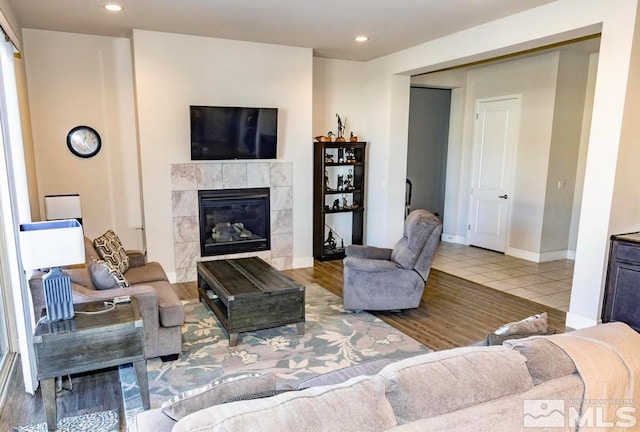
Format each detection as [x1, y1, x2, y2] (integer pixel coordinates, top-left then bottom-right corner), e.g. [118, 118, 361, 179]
[171, 161, 293, 283]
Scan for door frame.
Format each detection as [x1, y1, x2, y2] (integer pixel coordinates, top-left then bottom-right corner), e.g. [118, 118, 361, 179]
[467, 94, 521, 251]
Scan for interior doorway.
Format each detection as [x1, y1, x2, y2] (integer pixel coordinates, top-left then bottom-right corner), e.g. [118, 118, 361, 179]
[406, 87, 451, 220]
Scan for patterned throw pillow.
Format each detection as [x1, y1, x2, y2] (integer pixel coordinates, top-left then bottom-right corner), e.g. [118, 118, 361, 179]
[93, 230, 129, 274]
[87, 259, 129, 289]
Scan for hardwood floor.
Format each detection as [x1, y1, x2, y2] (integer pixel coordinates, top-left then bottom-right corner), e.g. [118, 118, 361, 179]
[0, 261, 566, 430]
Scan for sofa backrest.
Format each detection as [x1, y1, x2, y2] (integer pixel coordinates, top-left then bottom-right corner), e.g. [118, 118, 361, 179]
[84, 236, 100, 263]
[377, 346, 534, 425]
[390, 210, 442, 281]
[173, 375, 398, 432]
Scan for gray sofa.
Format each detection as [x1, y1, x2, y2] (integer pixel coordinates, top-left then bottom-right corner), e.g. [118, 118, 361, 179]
[135, 322, 640, 431]
[343, 209, 442, 310]
[29, 237, 184, 359]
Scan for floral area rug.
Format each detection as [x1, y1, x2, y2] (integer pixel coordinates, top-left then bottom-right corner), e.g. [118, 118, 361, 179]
[9, 410, 118, 432]
[121, 283, 430, 428]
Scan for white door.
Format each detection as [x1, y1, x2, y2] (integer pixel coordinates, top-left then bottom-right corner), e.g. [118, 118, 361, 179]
[468, 96, 520, 252]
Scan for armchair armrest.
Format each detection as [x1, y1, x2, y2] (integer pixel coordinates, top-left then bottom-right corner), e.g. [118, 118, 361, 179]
[126, 250, 147, 268]
[71, 282, 157, 303]
[343, 256, 402, 273]
[345, 245, 393, 260]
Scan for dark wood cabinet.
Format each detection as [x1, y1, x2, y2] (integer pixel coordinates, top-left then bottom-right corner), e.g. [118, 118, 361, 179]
[602, 232, 640, 332]
[313, 141, 366, 260]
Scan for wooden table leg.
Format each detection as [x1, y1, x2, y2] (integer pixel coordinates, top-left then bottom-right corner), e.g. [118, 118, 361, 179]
[133, 360, 150, 410]
[41, 377, 57, 432]
[296, 322, 305, 335]
[229, 332, 239, 347]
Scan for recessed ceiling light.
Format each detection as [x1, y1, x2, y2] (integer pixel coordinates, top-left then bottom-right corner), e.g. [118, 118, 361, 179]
[104, 4, 123, 12]
[355, 36, 369, 42]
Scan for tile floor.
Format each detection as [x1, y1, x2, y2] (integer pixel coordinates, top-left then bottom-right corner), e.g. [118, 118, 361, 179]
[432, 242, 573, 312]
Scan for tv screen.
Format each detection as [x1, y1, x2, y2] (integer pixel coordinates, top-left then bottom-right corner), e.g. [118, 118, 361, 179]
[190, 106, 278, 160]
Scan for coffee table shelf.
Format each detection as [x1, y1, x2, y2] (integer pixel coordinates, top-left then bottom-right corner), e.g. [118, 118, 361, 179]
[197, 257, 305, 346]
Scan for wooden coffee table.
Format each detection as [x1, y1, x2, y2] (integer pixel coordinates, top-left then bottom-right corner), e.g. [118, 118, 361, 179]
[197, 257, 305, 346]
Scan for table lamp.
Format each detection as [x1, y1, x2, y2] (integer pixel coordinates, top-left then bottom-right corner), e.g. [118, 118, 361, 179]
[19, 219, 85, 322]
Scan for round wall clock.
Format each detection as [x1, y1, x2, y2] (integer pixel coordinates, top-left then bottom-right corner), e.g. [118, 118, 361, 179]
[66, 125, 101, 158]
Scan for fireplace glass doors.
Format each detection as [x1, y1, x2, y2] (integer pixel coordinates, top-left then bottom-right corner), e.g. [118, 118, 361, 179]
[198, 188, 270, 257]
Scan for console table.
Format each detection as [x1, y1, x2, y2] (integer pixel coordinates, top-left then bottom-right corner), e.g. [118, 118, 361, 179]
[197, 257, 305, 346]
[33, 299, 149, 431]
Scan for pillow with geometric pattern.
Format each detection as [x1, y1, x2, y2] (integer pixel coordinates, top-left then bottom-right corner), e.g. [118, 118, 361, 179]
[87, 259, 129, 290]
[93, 230, 129, 274]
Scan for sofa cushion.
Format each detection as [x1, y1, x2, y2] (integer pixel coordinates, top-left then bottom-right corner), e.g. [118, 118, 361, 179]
[173, 375, 397, 432]
[296, 358, 394, 390]
[65, 267, 95, 289]
[504, 337, 577, 385]
[93, 230, 130, 274]
[148, 281, 185, 327]
[88, 259, 129, 289]
[162, 372, 276, 421]
[378, 346, 534, 424]
[125, 261, 169, 285]
[387, 374, 584, 432]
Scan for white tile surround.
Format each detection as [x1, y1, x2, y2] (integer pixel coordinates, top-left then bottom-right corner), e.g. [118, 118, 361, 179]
[171, 162, 293, 283]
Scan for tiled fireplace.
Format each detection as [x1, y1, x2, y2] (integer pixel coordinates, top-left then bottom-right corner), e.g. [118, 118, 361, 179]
[171, 162, 293, 283]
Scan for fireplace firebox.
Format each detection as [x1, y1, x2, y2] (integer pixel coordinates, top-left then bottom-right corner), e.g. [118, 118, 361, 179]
[198, 188, 270, 257]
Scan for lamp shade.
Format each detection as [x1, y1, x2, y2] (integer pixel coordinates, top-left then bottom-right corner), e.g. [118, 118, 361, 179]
[19, 219, 85, 270]
[44, 194, 82, 220]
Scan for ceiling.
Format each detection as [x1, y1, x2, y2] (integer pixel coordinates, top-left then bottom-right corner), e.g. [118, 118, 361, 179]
[8, 0, 557, 61]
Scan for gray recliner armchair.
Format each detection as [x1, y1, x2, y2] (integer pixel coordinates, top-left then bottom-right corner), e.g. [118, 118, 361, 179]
[343, 209, 442, 311]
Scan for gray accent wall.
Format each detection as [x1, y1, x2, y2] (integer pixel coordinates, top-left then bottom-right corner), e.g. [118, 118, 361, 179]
[407, 87, 451, 220]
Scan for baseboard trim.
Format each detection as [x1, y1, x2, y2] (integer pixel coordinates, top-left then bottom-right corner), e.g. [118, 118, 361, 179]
[565, 311, 599, 330]
[441, 234, 467, 244]
[293, 257, 314, 269]
[506, 247, 574, 263]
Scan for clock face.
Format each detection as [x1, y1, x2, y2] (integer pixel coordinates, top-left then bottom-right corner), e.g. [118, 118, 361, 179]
[67, 126, 101, 158]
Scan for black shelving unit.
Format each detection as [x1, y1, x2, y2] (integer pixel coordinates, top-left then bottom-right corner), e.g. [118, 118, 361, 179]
[313, 141, 366, 260]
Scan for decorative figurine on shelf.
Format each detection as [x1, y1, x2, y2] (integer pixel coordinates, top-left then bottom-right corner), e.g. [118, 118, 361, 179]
[335, 114, 347, 142]
[324, 169, 330, 190]
[338, 148, 344, 163]
[345, 169, 354, 190]
[324, 204, 330, 211]
[350, 132, 358, 142]
[346, 148, 356, 163]
[324, 229, 337, 251]
[325, 153, 334, 163]
[342, 195, 348, 209]
[332, 199, 340, 210]
[315, 132, 333, 142]
[337, 174, 344, 191]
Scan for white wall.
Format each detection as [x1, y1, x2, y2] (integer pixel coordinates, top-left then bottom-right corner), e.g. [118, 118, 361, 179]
[568, 53, 599, 253]
[22, 30, 143, 249]
[465, 52, 559, 255]
[360, 0, 639, 329]
[541, 50, 589, 254]
[132, 30, 313, 279]
[313, 58, 366, 244]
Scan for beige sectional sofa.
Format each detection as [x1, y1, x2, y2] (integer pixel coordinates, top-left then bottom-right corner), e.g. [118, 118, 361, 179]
[135, 322, 640, 431]
[29, 237, 184, 359]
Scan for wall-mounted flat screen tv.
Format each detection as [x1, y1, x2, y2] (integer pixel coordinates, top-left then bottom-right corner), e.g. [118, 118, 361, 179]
[190, 106, 278, 160]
